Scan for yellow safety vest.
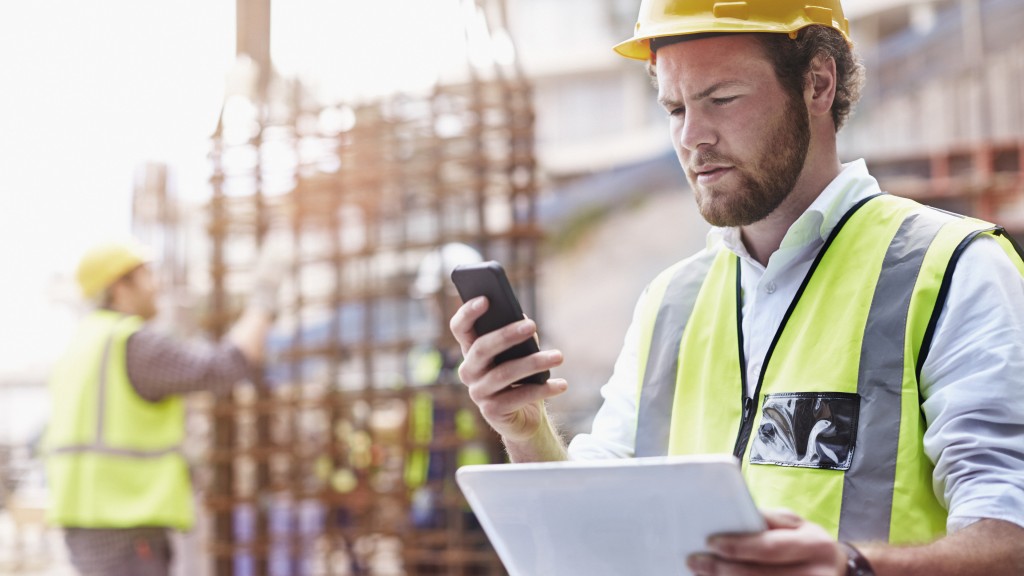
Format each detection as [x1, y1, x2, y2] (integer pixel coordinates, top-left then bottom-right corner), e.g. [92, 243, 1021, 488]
[404, 347, 489, 490]
[45, 310, 193, 529]
[635, 194, 1024, 543]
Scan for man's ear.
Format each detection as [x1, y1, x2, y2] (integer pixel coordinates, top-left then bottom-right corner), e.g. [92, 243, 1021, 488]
[805, 53, 838, 119]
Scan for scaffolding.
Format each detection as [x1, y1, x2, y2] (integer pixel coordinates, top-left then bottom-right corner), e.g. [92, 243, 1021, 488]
[127, 1, 540, 574]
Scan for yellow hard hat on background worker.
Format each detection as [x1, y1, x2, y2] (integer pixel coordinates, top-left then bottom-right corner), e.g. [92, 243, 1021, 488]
[75, 239, 153, 299]
[613, 0, 851, 61]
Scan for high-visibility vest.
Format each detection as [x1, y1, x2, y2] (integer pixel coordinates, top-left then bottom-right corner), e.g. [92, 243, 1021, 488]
[634, 194, 1024, 544]
[404, 347, 489, 490]
[45, 310, 193, 529]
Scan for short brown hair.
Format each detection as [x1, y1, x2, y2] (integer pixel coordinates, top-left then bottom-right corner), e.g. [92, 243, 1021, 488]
[648, 26, 865, 131]
[756, 26, 864, 131]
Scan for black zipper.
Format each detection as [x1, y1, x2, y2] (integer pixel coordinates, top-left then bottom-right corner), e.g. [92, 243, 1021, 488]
[730, 193, 882, 460]
[730, 396, 755, 458]
[731, 254, 750, 457]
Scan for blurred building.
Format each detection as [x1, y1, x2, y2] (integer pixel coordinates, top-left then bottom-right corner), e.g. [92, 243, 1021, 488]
[506, 0, 666, 177]
[843, 0, 1024, 235]
[510, 0, 1023, 231]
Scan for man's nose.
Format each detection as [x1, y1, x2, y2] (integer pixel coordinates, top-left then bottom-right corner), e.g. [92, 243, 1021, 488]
[678, 109, 716, 152]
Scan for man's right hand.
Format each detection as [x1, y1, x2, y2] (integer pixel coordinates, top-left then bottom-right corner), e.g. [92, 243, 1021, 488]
[449, 296, 569, 461]
[249, 237, 291, 317]
[230, 234, 291, 364]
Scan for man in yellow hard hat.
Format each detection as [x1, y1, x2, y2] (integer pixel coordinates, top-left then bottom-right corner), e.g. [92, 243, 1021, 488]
[451, 1, 1024, 574]
[45, 238, 284, 576]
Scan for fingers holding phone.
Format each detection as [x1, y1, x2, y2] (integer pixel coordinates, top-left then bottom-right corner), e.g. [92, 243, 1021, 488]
[448, 262, 568, 442]
[458, 312, 563, 395]
[451, 296, 567, 445]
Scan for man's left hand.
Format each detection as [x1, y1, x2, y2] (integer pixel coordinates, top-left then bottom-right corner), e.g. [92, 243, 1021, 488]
[687, 509, 847, 575]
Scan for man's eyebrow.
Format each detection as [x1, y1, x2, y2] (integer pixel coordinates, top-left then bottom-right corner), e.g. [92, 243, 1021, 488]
[658, 80, 747, 109]
[657, 94, 682, 109]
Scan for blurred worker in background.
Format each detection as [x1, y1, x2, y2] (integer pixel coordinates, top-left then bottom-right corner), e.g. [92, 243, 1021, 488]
[406, 243, 493, 573]
[408, 242, 486, 391]
[45, 238, 284, 576]
[451, 0, 1024, 574]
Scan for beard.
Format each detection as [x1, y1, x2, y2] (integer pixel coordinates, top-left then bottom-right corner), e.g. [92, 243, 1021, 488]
[688, 94, 811, 228]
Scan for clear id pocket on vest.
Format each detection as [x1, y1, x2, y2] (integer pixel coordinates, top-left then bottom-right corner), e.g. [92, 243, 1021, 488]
[749, 392, 860, 471]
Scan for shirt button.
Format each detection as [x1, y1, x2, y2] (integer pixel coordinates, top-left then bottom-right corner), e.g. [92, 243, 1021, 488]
[765, 281, 777, 294]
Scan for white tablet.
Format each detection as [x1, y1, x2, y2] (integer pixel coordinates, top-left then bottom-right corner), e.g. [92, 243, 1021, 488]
[456, 454, 765, 576]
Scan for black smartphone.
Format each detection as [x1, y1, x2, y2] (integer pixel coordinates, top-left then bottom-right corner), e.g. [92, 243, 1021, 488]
[450, 261, 550, 384]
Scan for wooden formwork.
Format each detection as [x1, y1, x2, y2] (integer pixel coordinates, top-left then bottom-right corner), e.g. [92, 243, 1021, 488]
[192, 4, 536, 575]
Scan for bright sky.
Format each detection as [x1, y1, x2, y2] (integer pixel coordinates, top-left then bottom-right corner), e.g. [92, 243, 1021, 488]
[0, 2, 235, 383]
[0, 0, 504, 386]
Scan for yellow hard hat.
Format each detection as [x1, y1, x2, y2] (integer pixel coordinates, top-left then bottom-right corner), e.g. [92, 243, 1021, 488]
[613, 0, 851, 61]
[75, 239, 153, 299]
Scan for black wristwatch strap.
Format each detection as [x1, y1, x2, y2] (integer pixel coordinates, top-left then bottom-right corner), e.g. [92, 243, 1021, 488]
[840, 541, 876, 576]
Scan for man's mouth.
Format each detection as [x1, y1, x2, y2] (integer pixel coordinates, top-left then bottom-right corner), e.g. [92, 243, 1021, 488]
[693, 165, 733, 185]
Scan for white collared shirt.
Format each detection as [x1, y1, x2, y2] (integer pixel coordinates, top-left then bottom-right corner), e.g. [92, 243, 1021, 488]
[568, 160, 1024, 533]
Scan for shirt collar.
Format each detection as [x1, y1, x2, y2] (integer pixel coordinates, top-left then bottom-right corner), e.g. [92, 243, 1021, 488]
[706, 159, 881, 257]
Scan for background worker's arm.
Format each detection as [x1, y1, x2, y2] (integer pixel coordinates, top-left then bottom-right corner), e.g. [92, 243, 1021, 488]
[126, 307, 274, 403]
[126, 330, 254, 402]
[127, 243, 286, 402]
[450, 295, 569, 462]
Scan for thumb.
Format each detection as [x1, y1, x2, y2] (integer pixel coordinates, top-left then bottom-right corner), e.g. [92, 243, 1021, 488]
[762, 508, 805, 529]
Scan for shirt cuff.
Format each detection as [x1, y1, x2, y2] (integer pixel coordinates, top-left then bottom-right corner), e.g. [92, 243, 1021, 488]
[947, 484, 1024, 533]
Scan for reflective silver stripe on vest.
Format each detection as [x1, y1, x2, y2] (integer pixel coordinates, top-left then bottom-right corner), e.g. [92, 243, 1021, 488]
[636, 250, 717, 457]
[49, 444, 182, 458]
[51, 316, 183, 459]
[838, 211, 946, 541]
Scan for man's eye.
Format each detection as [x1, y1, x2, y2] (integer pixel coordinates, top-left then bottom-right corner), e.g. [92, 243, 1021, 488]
[668, 107, 685, 117]
[712, 96, 738, 105]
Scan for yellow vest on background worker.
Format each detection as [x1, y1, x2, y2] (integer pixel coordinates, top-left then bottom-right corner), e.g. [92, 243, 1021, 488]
[634, 194, 1024, 543]
[45, 309, 193, 529]
[404, 347, 489, 492]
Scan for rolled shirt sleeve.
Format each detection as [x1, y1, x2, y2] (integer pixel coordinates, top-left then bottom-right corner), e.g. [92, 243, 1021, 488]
[919, 235, 1024, 533]
[125, 328, 253, 402]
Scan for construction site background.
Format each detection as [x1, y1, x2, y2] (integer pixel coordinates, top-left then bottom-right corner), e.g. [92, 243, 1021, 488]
[2, 0, 1023, 575]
